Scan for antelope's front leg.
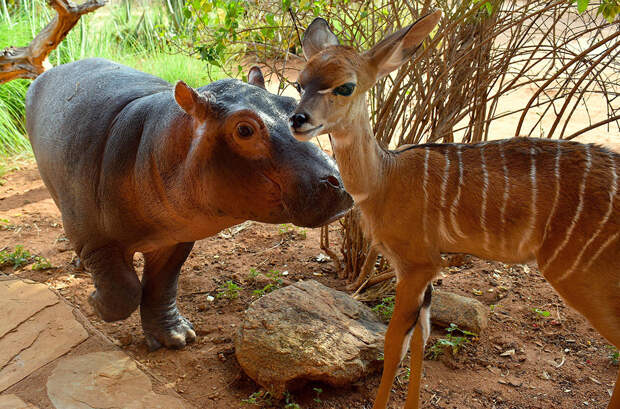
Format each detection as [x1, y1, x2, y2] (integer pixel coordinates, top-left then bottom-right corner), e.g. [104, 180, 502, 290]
[372, 272, 435, 409]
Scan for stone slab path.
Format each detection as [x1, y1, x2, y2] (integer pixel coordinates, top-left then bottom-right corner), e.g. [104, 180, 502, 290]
[0, 277, 190, 409]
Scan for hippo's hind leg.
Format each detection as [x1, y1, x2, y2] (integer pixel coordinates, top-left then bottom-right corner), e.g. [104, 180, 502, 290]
[141, 242, 195, 351]
[81, 244, 142, 322]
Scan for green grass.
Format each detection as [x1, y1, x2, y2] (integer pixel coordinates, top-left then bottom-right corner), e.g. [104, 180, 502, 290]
[0, 0, 224, 158]
[0, 80, 30, 156]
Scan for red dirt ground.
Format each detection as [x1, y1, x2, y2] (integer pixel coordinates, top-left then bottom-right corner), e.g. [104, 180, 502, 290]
[0, 162, 617, 409]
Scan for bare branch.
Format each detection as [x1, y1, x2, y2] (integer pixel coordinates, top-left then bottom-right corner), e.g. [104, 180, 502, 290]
[0, 0, 106, 83]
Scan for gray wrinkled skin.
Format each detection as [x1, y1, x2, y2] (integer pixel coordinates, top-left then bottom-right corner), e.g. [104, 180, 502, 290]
[26, 58, 352, 350]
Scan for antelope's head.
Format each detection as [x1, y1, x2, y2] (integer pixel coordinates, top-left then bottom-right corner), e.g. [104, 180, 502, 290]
[289, 11, 441, 144]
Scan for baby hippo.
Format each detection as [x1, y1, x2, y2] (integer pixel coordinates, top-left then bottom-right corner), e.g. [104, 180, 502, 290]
[26, 58, 353, 350]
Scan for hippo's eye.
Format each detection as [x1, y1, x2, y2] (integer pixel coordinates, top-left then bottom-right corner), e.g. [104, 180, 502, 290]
[333, 82, 356, 96]
[236, 123, 255, 139]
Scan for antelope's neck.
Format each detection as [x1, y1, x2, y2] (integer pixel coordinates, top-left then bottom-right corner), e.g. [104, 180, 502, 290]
[329, 106, 388, 204]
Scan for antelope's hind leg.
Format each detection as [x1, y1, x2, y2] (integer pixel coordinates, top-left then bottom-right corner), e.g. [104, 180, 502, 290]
[372, 267, 436, 409]
[404, 285, 433, 409]
[540, 245, 619, 409]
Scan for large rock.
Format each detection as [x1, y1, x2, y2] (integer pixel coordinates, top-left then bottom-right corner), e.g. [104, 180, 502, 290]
[235, 280, 386, 397]
[430, 290, 488, 334]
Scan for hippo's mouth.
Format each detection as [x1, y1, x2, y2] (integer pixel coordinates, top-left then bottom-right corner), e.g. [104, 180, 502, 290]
[259, 171, 293, 219]
[317, 207, 349, 226]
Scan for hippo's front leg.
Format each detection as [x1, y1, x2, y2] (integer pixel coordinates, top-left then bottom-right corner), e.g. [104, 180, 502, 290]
[82, 244, 142, 322]
[141, 242, 196, 351]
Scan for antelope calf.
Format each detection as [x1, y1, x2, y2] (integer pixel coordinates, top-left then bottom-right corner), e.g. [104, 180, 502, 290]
[289, 11, 619, 409]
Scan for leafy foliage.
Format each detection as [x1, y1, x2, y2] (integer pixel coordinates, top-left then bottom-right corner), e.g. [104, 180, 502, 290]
[574, 0, 619, 21]
[31, 255, 53, 270]
[427, 323, 477, 360]
[607, 345, 619, 366]
[252, 269, 284, 297]
[217, 280, 242, 299]
[0, 245, 31, 269]
[241, 390, 274, 406]
[0, 244, 53, 270]
[372, 295, 395, 323]
[532, 308, 551, 318]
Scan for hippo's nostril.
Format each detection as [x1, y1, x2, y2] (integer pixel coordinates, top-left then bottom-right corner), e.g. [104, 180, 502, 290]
[290, 113, 309, 129]
[324, 175, 341, 189]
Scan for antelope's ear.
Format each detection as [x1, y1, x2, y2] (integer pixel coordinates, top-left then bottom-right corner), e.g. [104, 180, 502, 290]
[248, 66, 266, 89]
[302, 17, 339, 60]
[174, 81, 215, 120]
[364, 10, 441, 80]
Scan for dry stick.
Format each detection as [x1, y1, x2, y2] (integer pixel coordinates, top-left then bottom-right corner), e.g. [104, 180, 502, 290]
[320, 225, 342, 275]
[565, 115, 620, 140]
[288, 7, 303, 58]
[547, 41, 620, 139]
[360, 270, 396, 290]
[571, 57, 620, 136]
[413, 0, 569, 121]
[487, 6, 570, 107]
[486, 25, 608, 98]
[515, 30, 620, 137]
[347, 246, 379, 292]
[522, 61, 584, 137]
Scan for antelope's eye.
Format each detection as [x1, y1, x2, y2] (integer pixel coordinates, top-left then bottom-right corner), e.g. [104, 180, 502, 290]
[333, 82, 356, 96]
[236, 123, 254, 138]
[293, 81, 303, 94]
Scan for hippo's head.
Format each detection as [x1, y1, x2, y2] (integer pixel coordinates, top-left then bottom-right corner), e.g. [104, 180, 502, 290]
[173, 67, 353, 228]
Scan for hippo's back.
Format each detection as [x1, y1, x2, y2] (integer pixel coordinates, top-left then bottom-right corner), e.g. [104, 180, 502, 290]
[27, 58, 171, 155]
[26, 58, 176, 249]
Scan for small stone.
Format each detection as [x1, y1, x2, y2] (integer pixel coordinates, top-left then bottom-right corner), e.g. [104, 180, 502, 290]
[118, 334, 132, 346]
[498, 376, 522, 387]
[500, 349, 516, 357]
[315, 253, 330, 263]
[430, 290, 488, 334]
[207, 295, 215, 302]
[589, 377, 601, 385]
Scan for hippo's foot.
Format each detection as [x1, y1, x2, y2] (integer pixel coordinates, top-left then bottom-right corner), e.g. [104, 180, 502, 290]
[141, 305, 196, 351]
[88, 287, 141, 322]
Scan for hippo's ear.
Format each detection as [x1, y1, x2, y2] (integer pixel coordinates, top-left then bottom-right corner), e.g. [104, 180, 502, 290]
[174, 80, 214, 120]
[248, 66, 266, 89]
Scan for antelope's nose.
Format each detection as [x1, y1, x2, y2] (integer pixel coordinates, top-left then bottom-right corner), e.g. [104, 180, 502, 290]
[289, 113, 309, 129]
